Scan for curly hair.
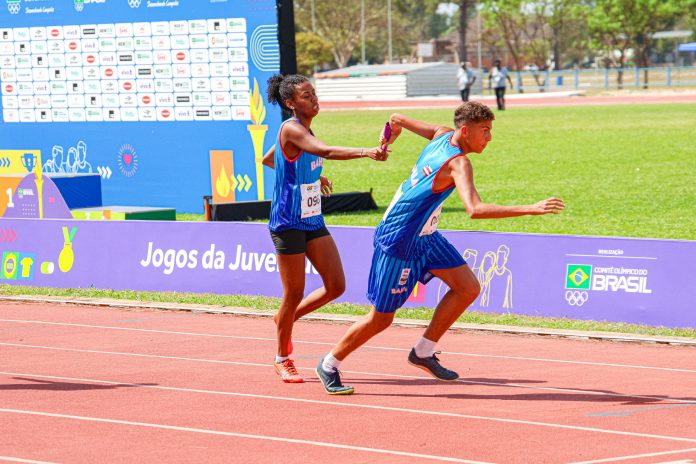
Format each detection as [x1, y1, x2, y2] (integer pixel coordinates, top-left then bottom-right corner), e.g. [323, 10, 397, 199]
[453, 101, 495, 128]
[266, 74, 310, 111]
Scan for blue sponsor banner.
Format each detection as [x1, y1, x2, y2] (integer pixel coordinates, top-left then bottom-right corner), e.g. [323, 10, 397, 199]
[0, 0, 282, 212]
[1, 217, 695, 329]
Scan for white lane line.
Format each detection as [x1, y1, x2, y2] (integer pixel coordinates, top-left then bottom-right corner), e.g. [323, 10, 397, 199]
[2, 343, 695, 405]
[0, 408, 489, 464]
[569, 447, 696, 463]
[2, 318, 695, 374]
[1, 371, 696, 446]
[0, 458, 57, 464]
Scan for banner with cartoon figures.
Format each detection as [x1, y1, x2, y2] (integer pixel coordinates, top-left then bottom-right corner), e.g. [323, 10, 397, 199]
[0, 0, 282, 213]
[2, 218, 695, 329]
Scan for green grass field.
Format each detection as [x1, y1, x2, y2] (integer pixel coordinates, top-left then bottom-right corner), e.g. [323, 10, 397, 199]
[315, 104, 696, 240]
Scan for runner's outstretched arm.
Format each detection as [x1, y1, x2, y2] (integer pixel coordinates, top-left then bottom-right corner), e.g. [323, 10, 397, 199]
[283, 123, 387, 161]
[449, 156, 565, 218]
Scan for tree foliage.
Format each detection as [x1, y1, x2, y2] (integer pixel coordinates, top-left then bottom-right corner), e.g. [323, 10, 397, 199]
[481, 0, 588, 70]
[295, 32, 334, 75]
[294, 0, 384, 68]
[588, 0, 693, 85]
[293, 0, 695, 74]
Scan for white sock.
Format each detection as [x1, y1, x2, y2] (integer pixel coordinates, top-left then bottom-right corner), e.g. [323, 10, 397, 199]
[322, 352, 341, 372]
[414, 337, 437, 358]
[275, 355, 289, 364]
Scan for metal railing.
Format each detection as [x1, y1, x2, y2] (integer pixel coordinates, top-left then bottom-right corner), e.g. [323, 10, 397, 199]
[487, 66, 696, 93]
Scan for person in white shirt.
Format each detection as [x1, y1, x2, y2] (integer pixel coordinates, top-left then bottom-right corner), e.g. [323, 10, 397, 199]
[488, 59, 514, 110]
[456, 62, 476, 102]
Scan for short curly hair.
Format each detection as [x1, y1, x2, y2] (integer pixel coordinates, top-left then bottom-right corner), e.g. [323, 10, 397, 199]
[453, 101, 495, 128]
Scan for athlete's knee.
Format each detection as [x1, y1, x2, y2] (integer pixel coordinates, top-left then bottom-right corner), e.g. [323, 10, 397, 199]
[282, 287, 304, 307]
[466, 277, 481, 299]
[367, 309, 395, 332]
[451, 275, 480, 303]
[324, 274, 346, 300]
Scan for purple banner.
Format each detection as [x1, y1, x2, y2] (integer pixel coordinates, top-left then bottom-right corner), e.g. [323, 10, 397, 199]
[1, 218, 694, 329]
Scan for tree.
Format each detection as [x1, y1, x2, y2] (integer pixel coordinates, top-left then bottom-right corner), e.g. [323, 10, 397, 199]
[294, 0, 386, 68]
[587, 0, 633, 87]
[458, 1, 477, 62]
[588, 0, 693, 87]
[295, 32, 334, 75]
[481, 0, 530, 70]
[395, 0, 449, 41]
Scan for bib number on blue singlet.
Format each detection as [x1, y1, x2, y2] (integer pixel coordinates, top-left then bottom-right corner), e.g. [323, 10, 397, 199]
[300, 181, 321, 218]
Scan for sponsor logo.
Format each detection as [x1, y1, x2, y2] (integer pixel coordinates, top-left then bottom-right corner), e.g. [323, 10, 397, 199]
[398, 268, 411, 286]
[74, 0, 83, 12]
[390, 287, 407, 295]
[7, 0, 20, 15]
[564, 262, 652, 307]
[311, 158, 324, 171]
[128, 0, 141, 7]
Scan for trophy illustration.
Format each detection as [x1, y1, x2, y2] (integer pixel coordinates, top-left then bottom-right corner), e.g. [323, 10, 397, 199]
[21, 151, 44, 219]
[21, 152, 36, 173]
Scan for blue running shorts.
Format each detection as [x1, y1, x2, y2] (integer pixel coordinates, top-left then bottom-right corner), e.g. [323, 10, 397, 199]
[367, 232, 466, 313]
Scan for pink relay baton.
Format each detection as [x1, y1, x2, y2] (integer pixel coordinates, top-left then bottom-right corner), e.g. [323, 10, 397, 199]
[381, 122, 391, 151]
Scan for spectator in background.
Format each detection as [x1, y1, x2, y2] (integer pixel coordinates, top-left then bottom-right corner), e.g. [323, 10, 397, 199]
[488, 59, 513, 111]
[456, 62, 476, 102]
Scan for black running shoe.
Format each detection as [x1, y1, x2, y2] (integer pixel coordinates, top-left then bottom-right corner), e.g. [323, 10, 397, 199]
[407, 348, 459, 381]
[316, 358, 354, 395]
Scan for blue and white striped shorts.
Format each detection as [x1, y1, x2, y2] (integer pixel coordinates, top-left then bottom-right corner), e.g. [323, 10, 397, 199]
[367, 233, 466, 313]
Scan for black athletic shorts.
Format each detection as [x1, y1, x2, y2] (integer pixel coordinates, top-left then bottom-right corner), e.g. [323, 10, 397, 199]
[270, 226, 331, 255]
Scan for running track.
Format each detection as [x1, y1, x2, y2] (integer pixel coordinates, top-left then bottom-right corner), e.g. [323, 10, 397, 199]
[1, 301, 695, 463]
[320, 92, 696, 110]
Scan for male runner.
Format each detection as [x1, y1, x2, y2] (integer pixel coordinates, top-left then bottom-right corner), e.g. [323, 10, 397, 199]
[316, 101, 565, 394]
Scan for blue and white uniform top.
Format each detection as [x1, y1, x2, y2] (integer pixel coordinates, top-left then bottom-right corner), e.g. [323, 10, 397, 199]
[268, 117, 325, 232]
[375, 131, 463, 259]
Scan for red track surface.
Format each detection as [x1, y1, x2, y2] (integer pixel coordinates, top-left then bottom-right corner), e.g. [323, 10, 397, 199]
[320, 93, 696, 110]
[1, 301, 696, 463]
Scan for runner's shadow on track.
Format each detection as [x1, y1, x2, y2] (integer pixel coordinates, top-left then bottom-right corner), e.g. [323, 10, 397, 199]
[0, 377, 157, 391]
[338, 378, 696, 405]
[337, 377, 546, 388]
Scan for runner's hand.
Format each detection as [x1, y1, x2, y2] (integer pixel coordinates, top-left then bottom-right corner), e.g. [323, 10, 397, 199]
[530, 197, 565, 215]
[364, 147, 389, 162]
[380, 123, 401, 149]
[320, 175, 333, 196]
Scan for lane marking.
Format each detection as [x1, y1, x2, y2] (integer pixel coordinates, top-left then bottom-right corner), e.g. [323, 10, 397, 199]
[0, 458, 57, 464]
[0, 408, 489, 464]
[588, 403, 696, 417]
[2, 371, 696, 445]
[2, 343, 696, 405]
[2, 319, 695, 374]
[570, 447, 696, 463]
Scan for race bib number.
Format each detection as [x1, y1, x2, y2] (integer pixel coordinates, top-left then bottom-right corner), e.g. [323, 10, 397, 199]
[300, 181, 321, 219]
[419, 205, 442, 237]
